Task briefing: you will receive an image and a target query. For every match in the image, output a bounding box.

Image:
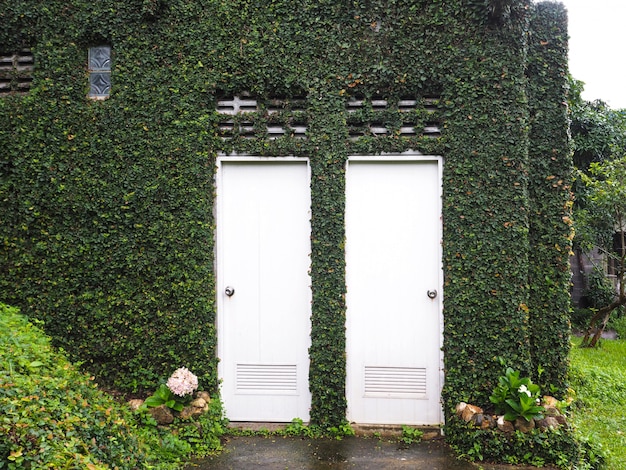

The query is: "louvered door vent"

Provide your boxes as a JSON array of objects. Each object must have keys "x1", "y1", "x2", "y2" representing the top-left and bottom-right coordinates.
[
  {"x1": 364, "y1": 366, "x2": 427, "y2": 397},
  {"x1": 236, "y1": 364, "x2": 298, "y2": 393}
]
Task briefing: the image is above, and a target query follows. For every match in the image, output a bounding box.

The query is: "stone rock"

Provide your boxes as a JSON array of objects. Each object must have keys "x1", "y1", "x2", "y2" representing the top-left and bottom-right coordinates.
[
  {"x1": 470, "y1": 413, "x2": 484, "y2": 427},
  {"x1": 149, "y1": 405, "x2": 174, "y2": 425},
  {"x1": 536, "y1": 416, "x2": 560, "y2": 431},
  {"x1": 127, "y1": 399, "x2": 144, "y2": 411},
  {"x1": 497, "y1": 415, "x2": 515, "y2": 433},
  {"x1": 554, "y1": 414, "x2": 568, "y2": 426},
  {"x1": 190, "y1": 397, "x2": 209, "y2": 411},
  {"x1": 197, "y1": 391, "x2": 211, "y2": 403},
  {"x1": 180, "y1": 397, "x2": 208, "y2": 419},
  {"x1": 542, "y1": 395, "x2": 559, "y2": 407},
  {"x1": 473, "y1": 414, "x2": 496, "y2": 429},
  {"x1": 180, "y1": 406, "x2": 201, "y2": 420},
  {"x1": 544, "y1": 405, "x2": 560, "y2": 417},
  {"x1": 461, "y1": 404, "x2": 483, "y2": 423},
  {"x1": 514, "y1": 417, "x2": 535, "y2": 433},
  {"x1": 470, "y1": 413, "x2": 496, "y2": 429}
]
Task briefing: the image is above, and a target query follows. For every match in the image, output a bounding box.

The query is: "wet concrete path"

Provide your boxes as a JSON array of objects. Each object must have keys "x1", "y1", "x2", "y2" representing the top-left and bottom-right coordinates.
[{"x1": 189, "y1": 435, "x2": 544, "y2": 470}]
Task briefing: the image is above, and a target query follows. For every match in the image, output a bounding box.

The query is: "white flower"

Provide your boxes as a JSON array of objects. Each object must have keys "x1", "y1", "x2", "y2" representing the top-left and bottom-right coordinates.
[
  {"x1": 166, "y1": 367, "x2": 198, "y2": 397},
  {"x1": 518, "y1": 384, "x2": 531, "y2": 397}
]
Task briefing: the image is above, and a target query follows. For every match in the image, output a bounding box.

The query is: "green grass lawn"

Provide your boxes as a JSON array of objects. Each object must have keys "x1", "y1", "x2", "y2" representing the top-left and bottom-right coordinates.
[{"x1": 569, "y1": 337, "x2": 626, "y2": 469}]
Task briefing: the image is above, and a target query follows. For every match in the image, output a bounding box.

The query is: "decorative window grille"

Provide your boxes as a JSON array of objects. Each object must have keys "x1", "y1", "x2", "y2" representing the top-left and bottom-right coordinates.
[
  {"x1": 0, "y1": 50, "x2": 34, "y2": 96},
  {"x1": 88, "y1": 46, "x2": 111, "y2": 99},
  {"x1": 346, "y1": 96, "x2": 441, "y2": 140},
  {"x1": 215, "y1": 93, "x2": 441, "y2": 141},
  {"x1": 216, "y1": 94, "x2": 308, "y2": 140}
]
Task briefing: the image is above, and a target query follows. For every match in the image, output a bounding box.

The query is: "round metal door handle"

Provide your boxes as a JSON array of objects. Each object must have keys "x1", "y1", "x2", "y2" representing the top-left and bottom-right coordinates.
[
  {"x1": 225, "y1": 286, "x2": 235, "y2": 297},
  {"x1": 427, "y1": 289, "x2": 437, "y2": 299}
]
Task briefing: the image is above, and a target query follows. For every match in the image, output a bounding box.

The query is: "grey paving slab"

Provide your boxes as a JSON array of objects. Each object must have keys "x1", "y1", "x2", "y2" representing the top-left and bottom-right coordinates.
[{"x1": 189, "y1": 435, "x2": 552, "y2": 470}]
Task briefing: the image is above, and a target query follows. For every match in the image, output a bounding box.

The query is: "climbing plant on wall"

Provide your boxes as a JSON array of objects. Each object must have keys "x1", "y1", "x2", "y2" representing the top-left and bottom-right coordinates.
[{"x1": 0, "y1": 3, "x2": 573, "y2": 457}]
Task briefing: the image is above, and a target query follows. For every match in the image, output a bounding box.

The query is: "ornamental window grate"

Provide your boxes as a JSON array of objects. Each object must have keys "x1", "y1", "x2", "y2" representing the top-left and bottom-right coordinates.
[
  {"x1": 216, "y1": 93, "x2": 308, "y2": 140},
  {"x1": 216, "y1": 93, "x2": 442, "y2": 141},
  {"x1": 346, "y1": 96, "x2": 442, "y2": 140}
]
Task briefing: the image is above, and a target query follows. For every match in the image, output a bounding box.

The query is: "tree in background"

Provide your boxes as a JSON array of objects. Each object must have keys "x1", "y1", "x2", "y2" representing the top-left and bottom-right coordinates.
[
  {"x1": 569, "y1": 78, "x2": 626, "y2": 169},
  {"x1": 569, "y1": 77, "x2": 626, "y2": 346},
  {"x1": 575, "y1": 157, "x2": 626, "y2": 347}
]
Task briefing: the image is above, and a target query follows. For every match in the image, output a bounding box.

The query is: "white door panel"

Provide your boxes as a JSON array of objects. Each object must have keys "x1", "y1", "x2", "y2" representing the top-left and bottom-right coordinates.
[
  {"x1": 346, "y1": 158, "x2": 443, "y2": 425},
  {"x1": 217, "y1": 159, "x2": 312, "y2": 422}
]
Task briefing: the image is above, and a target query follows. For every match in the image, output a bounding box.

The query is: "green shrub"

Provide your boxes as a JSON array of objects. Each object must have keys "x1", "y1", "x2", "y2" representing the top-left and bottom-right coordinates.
[
  {"x1": 0, "y1": 303, "x2": 225, "y2": 469},
  {"x1": 445, "y1": 360, "x2": 606, "y2": 469},
  {"x1": 571, "y1": 308, "x2": 593, "y2": 331},
  {"x1": 0, "y1": 303, "x2": 153, "y2": 468},
  {"x1": 400, "y1": 426, "x2": 423, "y2": 445},
  {"x1": 607, "y1": 309, "x2": 626, "y2": 338},
  {"x1": 489, "y1": 367, "x2": 544, "y2": 422},
  {"x1": 585, "y1": 268, "x2": 617, "y2": 310},
  {"x1": 446, "y1": 418, "x2": 604, "y2": 469}
]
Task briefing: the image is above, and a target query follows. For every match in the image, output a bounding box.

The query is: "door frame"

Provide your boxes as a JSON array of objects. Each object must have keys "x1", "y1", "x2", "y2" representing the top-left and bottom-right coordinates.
[
  {"x1": 345, "y1": 152, "x2": 445, "y2": 425},
  {"x1": 215, "y1": 154, "x2": 312, "y2": 421}
]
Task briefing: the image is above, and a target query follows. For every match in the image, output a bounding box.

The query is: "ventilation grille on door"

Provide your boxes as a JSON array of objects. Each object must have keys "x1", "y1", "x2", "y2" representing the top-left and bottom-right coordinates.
[
  {"x1": 364, "y1": 366, "x2": 427, "y2": 396},
  {"x1": 236, "y1": 364, "x2": 298, "y2": 393}
]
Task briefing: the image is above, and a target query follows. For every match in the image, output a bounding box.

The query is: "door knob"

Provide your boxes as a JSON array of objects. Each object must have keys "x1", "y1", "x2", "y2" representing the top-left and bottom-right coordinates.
[
  {"x1": 225, "y1": 286, "x2": 235, "y2": 297},
  {"x1": 427, "y1": 289, "x2": 437, "y2": 299}
]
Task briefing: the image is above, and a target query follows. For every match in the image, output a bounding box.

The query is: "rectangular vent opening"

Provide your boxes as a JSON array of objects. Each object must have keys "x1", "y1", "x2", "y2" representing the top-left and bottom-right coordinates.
[
  {"x1": 290, "y1": 125, "x2": 307, "y2": 138},
  {"x1": 239, "y1": 122, "x2": 256, "y2": 138},
  {"x1": 266, "y1": 97, "x2": 307, "y2": 114},
  {"x1": 399, "y1": 126, "x2": 417, "y2": 136},
  {"x1": 267, "y1": 125, "x2": 286, "y2": 137},
  {"x1": 236, "y1": 364, "x2": 297, "y2": 393},
  {"x1": 371, "y1": 99, "x2": 388, "y2": 110},
  {"x1": 364, "y1": 366, "x2": 427, "y2": 396},
  {"x1": 423, "y1": 123, "x2": 441, "y2": 137},
  {"x1": 346, "y1": 98, "x2": 364, "y2": 112},
  {"x1": 217, "y1": 96, "x2": 259, "y2": 115},
  {"x1": 370, "y1": 125, "x2": 388, "y2": 136},
  {"x1": 0, "y1": 50, "x2": 34, "y2": 95},
  {"x1": 398, "y1": 99, "x2": 418, "y2": 111}
]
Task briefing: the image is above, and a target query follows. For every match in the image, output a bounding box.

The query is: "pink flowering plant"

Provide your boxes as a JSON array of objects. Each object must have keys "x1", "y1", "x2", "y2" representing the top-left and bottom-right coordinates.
[{"x1": 144, "y1": 367, "x2": 199, "y2": 412}]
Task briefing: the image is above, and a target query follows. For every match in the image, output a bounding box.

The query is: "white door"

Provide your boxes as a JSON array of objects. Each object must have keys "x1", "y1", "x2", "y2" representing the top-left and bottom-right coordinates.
[
  {"x1": 217, "y1": 158, "x2": 312, "y2": 422},
  {"x1": 345, "y1": 157, "x2": 443, "y2": 425}
]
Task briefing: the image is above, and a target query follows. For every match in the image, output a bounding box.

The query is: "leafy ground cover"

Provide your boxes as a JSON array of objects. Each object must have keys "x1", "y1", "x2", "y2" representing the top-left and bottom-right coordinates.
[
  {"x1": 0, "y1": 303, "x2": 224, "y2": 469},
  {"x1": 569, "y1": 337, "x2": 626, "y2": 469}
]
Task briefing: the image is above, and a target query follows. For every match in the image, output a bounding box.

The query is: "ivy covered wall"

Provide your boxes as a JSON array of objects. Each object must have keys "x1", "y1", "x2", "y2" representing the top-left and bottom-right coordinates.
[{"x1": 0, "y1": 0, "x2": 572, "y2": 431}]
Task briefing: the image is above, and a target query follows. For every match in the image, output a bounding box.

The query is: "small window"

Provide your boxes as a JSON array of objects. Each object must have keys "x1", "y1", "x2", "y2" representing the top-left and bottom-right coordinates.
[
  {"x1": 0, "y1": 49, "x2": 34, "y2": 96},
  {"x1": 88, "y1": 46, "x2": 111, "y2": 99}
]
